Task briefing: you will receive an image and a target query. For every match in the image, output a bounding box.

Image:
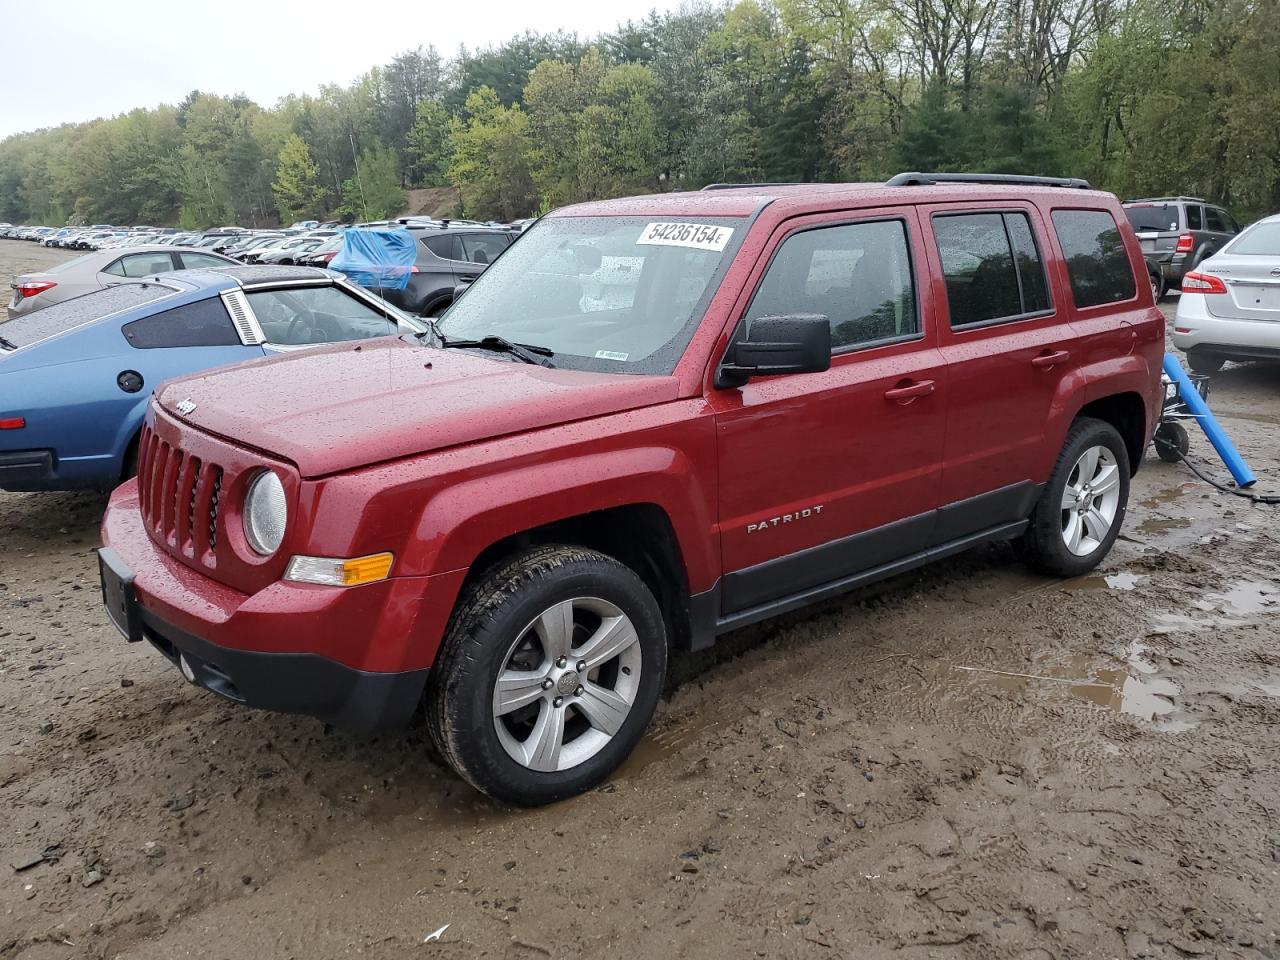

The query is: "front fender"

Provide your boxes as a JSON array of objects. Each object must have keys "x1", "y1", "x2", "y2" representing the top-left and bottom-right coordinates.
[{"x1": 404, "y1": 444, "x2": 719, "y2": 590}]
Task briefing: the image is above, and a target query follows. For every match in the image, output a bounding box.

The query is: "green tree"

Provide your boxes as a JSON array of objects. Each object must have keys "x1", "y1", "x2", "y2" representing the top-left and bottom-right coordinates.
[
  {"x1": 408, "y1": 99, "x2": 453, "y2": 186},
  {"x1": 272, "y1": 133, "x2": 327, "y2": 224},
  {"x1": 336, "y1": 141, "x2": 406, "y2": 221},
  {"x1": 447, "y1": 87, "x2": 537, "y2": 220}
]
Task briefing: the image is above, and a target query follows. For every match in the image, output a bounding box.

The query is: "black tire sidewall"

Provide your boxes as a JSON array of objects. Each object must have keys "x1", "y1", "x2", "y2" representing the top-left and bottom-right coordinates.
[{"x1": 434, "y1": 552, "x2": 666, "y2": 805}]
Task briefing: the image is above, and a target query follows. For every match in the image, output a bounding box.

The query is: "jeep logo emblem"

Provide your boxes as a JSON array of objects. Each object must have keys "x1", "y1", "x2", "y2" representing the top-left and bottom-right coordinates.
[{"x1": 176, "y1": 398, "x2": 197, "y2": 416}]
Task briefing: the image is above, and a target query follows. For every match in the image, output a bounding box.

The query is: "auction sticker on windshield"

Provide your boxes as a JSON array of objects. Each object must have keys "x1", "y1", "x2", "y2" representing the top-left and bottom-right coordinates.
[{"x1": 637, "y1": 222, "x2": 734, "y2": 252}]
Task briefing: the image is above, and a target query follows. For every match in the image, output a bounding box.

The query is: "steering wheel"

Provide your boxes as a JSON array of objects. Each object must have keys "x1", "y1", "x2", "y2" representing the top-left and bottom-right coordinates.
[{"x1": 285, "y1": 311, "x2": 328, "y2": 344}]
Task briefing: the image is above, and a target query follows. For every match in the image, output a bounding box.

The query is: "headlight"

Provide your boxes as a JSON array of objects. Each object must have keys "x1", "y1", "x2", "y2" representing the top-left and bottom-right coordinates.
[{"x1": 243, "y1": 470, "x2": 287, "y2": 555}]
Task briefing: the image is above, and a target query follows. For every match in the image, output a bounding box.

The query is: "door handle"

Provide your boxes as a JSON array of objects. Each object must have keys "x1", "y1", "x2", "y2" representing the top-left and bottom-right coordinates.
[
  {"x1": 1031, "y1": 349, "x2": 1071, "y2": 368},
  {"x1": 883, "y1": 379, "x2": 935, "y2": 403}
]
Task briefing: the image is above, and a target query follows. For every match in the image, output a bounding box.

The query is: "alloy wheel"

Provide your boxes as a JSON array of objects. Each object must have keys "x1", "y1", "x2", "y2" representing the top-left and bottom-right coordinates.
[
  {"x1": 492, "y1": 597, "x2": 642, "y2": 772},
  {"x1": 1060, "y1": 445, "x2": 1121, "y2": 556}
]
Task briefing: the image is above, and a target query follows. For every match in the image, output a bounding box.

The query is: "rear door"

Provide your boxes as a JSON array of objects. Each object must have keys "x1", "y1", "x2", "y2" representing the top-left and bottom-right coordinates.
[
  {"x1": 456, "y1": 232, "x2": 513, "y2": 281},
  {"x1": 710, "y1": 207, "x2": 948, "y2": 613},
  {"x1": 922, "y1": 203, "x2": 1079, "y2": 538}
]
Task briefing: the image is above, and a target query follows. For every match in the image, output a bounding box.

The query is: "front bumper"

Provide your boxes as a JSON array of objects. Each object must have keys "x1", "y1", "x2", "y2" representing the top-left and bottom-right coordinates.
[
  {"x1": 1172, "y1": 292, "x2": 1280, "y2": 358},
  {"x1": 100, "y1": 480, "x2": 463, "y2": 732}
]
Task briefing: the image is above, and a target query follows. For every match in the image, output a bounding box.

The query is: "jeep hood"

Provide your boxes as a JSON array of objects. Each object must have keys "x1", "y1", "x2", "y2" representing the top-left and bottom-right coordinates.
[{"x1": 155, "y1": 338, "x2": 680, "y2": 477}]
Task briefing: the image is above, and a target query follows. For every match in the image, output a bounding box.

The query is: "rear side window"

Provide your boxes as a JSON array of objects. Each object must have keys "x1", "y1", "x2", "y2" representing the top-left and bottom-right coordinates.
[
  {"x1": 460, "y1": 233, "x2": 510, "y2": 265},
  {"x1": 1185, "y1": 205, "x2": 1203, "y2": 230},
  {"x1": 423, "y1": 234, "x2": 462, "y2": 260},
  {"x1": 1051, "y1": 210, "x2": 1137, "y2": 308},
  {"x1": 746, "y1": 219, "x2": 917, "y2": 351},
  {"x1": 122, "y1": 298, "x2": 240, "y2": 349},
  {"x1": 1205, "y1": 207, "x2": 1228, "y2": 233},
  {"x1": 0, "y1": 283, "x2": 174, "y2": 350},
  {"x1": 933, "y1": 212, "x2": 1051, "y2": 327}
]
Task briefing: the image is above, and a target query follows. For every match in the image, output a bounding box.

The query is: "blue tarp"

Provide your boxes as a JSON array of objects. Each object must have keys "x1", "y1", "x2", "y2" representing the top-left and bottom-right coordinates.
[{"x1": 330, "y1": 228, "x2": 416, "y2": 292}]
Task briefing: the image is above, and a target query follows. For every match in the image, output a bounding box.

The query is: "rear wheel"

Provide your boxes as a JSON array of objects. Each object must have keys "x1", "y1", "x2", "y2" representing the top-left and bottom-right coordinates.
[
  {"x1": 1149, "y1": 270, "x2": 1164, "y2": 303},
  {"x1": 1016, "y1": 418, "x2": 1129, "y2": 577},
  {"x1": 424, "y1": 298, "x2": 452, "y2": 319},
  {"x1": 1186, "y1": 350, "x2": 1225, "y2": 375},
  {"x1": 426, "y1": 545, "x2": 667, "y2": 805}
]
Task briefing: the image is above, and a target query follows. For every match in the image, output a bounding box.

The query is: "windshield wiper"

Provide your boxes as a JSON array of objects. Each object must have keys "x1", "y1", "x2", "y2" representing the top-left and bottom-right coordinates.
[{"x1": 439, "y1": 332, "x2": 554, "y2": 367}]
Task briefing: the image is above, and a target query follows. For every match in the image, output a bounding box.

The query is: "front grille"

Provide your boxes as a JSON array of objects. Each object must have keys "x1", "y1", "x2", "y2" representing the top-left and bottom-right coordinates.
[{"x1": 137, "y1": 425, "x2": 224, "y2": 567}]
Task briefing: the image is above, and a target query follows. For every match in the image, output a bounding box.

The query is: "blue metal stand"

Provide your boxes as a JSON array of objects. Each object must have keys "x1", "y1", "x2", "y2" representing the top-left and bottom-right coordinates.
[{"x1": 1162, "y1": 353, "x2": 1256, "y2": 488}]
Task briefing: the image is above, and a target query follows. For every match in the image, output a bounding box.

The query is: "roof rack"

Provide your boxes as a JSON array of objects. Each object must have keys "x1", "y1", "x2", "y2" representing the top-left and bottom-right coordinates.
[
  {"x1": 701, "y1": 182, "x2": 808, "y2": 191},
  {"x1": 887, "y1": 172, "x2": 1092, "y2": 190},
  {"x1": 1124, "y1": 196, "x2": 1206, "y2": 205}
]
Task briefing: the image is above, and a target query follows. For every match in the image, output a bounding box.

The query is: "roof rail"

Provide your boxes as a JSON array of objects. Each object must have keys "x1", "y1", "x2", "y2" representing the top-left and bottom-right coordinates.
[
  {"x1": 1124, "y1": 196, "x2": 1206, "y2": 204},
  {"x1": 700, "y1": 182, "x2": 808, "y2": 191},
  {"x1": 887, "y1": 172, "x2": 1092, "y2": 190}
]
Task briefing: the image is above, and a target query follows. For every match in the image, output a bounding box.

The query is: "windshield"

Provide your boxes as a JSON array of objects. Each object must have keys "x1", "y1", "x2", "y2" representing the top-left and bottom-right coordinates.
[
  {"x1": 1225, "y1": 222, "x2": 1280, "y2": 256},
  {"x1": 438, "y1": 215, "x2": 744, "y2": 374},
  {"x1": 1124, "y1": 204, "x2": 1181, "y2": 232}
]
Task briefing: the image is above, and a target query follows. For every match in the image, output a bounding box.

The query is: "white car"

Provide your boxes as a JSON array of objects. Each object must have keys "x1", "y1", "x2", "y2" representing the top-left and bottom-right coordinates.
[{"x1": 1173, "y1": 213, "x2": 1280, "y2": 373}]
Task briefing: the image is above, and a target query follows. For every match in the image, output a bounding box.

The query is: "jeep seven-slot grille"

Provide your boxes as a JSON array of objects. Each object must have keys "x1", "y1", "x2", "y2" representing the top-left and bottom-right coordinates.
[{"x1": 137, "y1": 425, "x2": 224, "y2": 566}]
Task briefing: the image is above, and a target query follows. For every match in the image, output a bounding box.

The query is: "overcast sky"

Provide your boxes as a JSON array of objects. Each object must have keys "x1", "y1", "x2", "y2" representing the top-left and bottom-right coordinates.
[{"x1": 0, "y1": 0, "x2": 672, "y2": 140}]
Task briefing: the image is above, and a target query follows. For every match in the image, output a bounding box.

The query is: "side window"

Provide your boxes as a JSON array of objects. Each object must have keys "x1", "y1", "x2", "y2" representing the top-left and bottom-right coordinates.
[
  {"x1": 1051, "y1": 209, "x2": 1137, "y2": 308},
  {"x1": 933, "y1": 212, "x2": 1050, "y2": 327},
  {"x1": 119, "y1": 253, "x2": 176, "y2": 278},
  {"x1": 423, "y1": 234, "x2": 462, "y2": 261},
  {"x1": 745, "y1": 219, "x2": 918, "y2": 352},
  {"x1": 1185, "y1": 204, "x2": 1203, "y2": 231},
  {"x1": 245, "y1": 286, "x2": 399, "y2": 345},
  {"x1": 177, "y1": 252, "x2": 231, "y2": 270},
  {"x1": 460, "y1": 234, "x2": 510, "y2": 266},
  {"x1": 101, "y1": 258, "x2": 126, "y2": 277},
  {"x1": 121, "y1": 299, "x2": 240, "y2": 349},
  {"x1": 1205, "y1": 207, "x2": 1228, "y2": 233}
]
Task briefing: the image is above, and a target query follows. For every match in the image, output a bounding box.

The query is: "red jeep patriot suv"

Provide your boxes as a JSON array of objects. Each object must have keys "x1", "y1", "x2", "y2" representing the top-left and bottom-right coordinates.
[{"x1": 100, "y1": 173, "x2": 1163, "y2": 805}]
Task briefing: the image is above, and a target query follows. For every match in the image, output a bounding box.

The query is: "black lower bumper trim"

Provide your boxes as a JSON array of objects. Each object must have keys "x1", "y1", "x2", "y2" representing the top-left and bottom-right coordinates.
[{"x1": 139, "y1": 609, "x2": 429, "y2": 734}]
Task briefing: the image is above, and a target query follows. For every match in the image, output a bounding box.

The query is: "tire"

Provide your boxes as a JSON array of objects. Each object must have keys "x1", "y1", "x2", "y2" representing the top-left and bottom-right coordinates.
[
  {"x1": 1016, "y1": 417, "x2": 1130, "y2": 577},
  {"x1": 1149, "y1": 271, "x2": 1164, "y2": 303},
  {"x1": 426, "y1": 545, "x2": 667, "y2": 806},
  {"x1": 1186, "y1": 350, "x2": 1225, "y2": 375},
  {"x1": 424, "y1": 298, "x2": 452, "y2": 319},
  {"x1": 1153, "y1": 422, "x2": 1189, "y2": 463}
]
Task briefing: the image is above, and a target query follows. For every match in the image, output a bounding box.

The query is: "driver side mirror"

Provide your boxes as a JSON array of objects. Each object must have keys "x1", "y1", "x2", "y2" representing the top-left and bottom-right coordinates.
[{"x1": 716, "y1": 314, "x2": 831, "y2": 388}]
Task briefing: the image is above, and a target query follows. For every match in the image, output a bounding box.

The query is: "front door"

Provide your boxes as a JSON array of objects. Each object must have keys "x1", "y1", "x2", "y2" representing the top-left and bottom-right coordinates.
[{"x1": 709, "y1": 208, "x2": 948, "y2": 615}]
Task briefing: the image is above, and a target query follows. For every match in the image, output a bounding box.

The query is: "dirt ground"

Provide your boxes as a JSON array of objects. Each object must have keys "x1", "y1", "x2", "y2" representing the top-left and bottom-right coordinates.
[{"x1": 2, "y1": 240, "x2": 1279, "y2": 960}]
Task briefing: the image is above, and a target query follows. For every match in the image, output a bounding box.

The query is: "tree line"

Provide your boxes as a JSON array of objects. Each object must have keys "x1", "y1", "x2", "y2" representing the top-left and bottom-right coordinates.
[{"x1": 1, "y1": 0, "x2": 1275, "y2": 229}]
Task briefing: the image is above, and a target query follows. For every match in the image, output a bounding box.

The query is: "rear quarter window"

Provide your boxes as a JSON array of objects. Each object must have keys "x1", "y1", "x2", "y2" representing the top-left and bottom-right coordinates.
[
  {"x1": 122, "y1": 298, "x2": 240, "y2": 349},
  {"x1": 1051, "y1": 210, "x2": 1136, "y2": 309},
  {"x1": 0, "y1": 283, "x2": 174, "y2": 350}
]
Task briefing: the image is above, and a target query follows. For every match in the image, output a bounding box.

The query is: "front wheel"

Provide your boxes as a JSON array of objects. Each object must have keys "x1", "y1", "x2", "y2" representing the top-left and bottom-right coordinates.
[
  {"x1": 1016, "y1": 418, "x2": 1130, "y2": 577},
  {"x1": 426, "y1": 545, "x2": 667, "y2": 805}
]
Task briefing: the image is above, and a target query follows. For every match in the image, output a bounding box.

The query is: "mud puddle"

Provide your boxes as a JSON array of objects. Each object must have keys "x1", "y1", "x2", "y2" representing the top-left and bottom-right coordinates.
[
  {"x1": 1152, "y1": 578, "x2": 1280, "y2": 633},
  {"x1": 953, "y1": 641, "x2": 1195, "y2": 732}
]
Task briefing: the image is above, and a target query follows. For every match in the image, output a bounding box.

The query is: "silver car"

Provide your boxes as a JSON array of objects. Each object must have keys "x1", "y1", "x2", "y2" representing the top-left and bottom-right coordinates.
[
  {"x1": 1173, "y1": 213, "x2": 1280, "y2": 372},
  {"x1": 6, "y1": 246, "x2": 237, "y2": 319}
]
